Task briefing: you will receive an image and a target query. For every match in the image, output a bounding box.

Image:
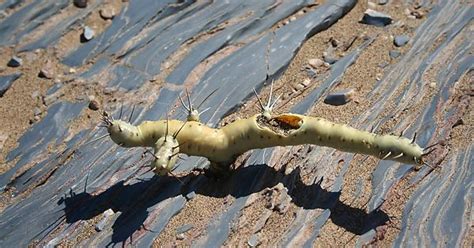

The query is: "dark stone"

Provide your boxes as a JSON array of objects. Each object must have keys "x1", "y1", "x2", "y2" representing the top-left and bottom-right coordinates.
[
  {"x1": 360, "y1": 9, "x2": 392, "y2": 27},
  {"x1": 324, "y1": 89, "x2": 355, "y2": 106},
  {"x1": 73, "y1": 0, "x2": 87, "y2": 8},
  {"x1": 88, "y1": 100, "x2": 100, "y2": 111},
  {"x1": 7, "y1": 56, "x2": 22, "y2": 67}
]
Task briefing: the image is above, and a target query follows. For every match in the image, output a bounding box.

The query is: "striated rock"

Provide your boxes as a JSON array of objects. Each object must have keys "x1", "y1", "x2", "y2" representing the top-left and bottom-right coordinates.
[
  {"x1": 43, "y1": 90, "x2": 64, "y2": 106},
  {"x1": 0, "y1": 73, "x2": 21, "y2": 97}
]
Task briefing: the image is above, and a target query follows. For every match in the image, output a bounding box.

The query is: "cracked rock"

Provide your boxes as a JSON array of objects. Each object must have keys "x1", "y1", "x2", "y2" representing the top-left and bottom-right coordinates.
[{"x1": 263, "y1": 183, "x2": 292, "y2": 214}]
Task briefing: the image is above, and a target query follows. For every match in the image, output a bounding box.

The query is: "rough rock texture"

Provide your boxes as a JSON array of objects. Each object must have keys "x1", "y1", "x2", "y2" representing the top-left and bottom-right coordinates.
[{"x1": 0, "y1": 0, "x2": 472, "y2": 247}]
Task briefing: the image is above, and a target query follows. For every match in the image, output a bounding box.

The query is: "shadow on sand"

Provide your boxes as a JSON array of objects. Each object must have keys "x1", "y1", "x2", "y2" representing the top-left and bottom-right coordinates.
[{"x1": 59, "y1": 163, "x2": 389, "y2": 246}]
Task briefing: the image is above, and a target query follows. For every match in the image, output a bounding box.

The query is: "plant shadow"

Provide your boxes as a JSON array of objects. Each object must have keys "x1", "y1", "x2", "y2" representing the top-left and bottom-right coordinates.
[{"x1": 59, "y1": 163, "x2": 389, "y2": 246}]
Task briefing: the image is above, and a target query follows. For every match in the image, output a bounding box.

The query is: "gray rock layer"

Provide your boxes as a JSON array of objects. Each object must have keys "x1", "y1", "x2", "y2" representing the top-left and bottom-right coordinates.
[{"x1": 0, "y1": 0, "x2": 471, "y2": 247}]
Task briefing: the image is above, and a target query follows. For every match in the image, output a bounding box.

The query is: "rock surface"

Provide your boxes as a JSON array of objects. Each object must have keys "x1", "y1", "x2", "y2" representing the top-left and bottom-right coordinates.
[{"x1": 0, "y1": 1, "x2": 471, "y2": 247}]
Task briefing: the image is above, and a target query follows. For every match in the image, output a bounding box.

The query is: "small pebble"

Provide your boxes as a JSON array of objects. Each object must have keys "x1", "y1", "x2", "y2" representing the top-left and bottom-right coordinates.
[
  {"x1": 360, "y1": 9, "x2": 393, "y2": 27},
  {"x1": 88, "y1": 100, "x2": 100, "y2": 111},
  {"x1": 294, "y1": 83, "x2": 305, "y2": 91},
  {"x1": 74, "y1": 0, "x2": 87, "y2": 8},
  {"x1": 33, "y1": 107, "x2": 42, "y2": 116},
  {"x1": 7, "y1": 56, "x2": 22, "y2": 67},
  {"x1": 69, "y1": 68, "x2": 77, "y2": 74},
  {"x1": 31, "y1": 90, "x2": 41, "y2": 100},
  {"x1": 410, "y1": 10, "x2": 424, "y2": 19},
  {"x1": 323, "y1": 52, "x2": 338, "y2": 64},
  {"x1": 305, "y1": 67, "x2": 317, "y2": 78},
  {"x1": 0, "y1": 133, "x2": 8, "y2": 150},
  {"x1": 82, "y1": 26, "x2": 95, "y2": 41},
  {"x1": 323, "y1": 89, "x2": 355, "y2": 106},
  {"x1": 25, "y1": 52, "x2": 38, "y2": 63},
  {"x1": 378, "y1": 0, "x2": 388, "y2": 5},
  {"x1": 301, "y1": 78, "x2": 311, "y2": 87},
  {"x1": 389, "y1": 50, "x2": 401, "y2": 59},
  {"x1": 376, "y1": 73, "x2": 383, "y2": 81},
  {"x1": 248, "y1": 234, "x2": 260, "y2": 247},
  {"x1": 100, "y1": 6, "x2": 116, "y2": 19},
  {"x1": 176, "y1": 233, "x2": 185, "y2": 240},
  {"x1": 404, "y1": 8, "x2": 412, "y2": 16},
  {"x1": 95, "y1": 209, "x2": 114, "y2": 232},
  {"x1": 394, "y1": 35, "x2": 409, "y2": 47},
  {"x1": 185, "y1": 191, "x2": 196, "y2": 200},
  {"x1": 308, "y1": 58, "x2": 324, "y2": 68},
  {"x1": 367, "y1": 2, "x2": 377, "y2": 9},
  {"x1": 329, "y1": 37, "x2": 339, "y2": 47},
  {"x1": 39, "y1": 60, "x2": 55, "y2": 79},
  {"x1": 378, "y1": 61, "x2": 389, "y2": 68}
]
